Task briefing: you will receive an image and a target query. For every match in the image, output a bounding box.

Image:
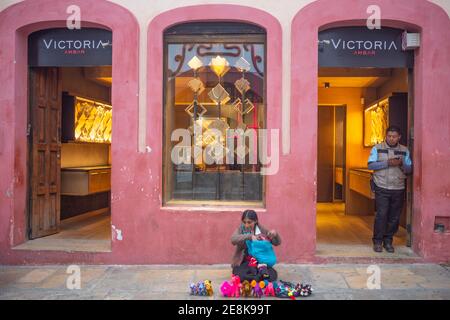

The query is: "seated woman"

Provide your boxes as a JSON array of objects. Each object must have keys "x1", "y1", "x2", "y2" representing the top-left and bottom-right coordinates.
[{"x1": 231, "y1": 209, "x2": 281, "y2": 282}]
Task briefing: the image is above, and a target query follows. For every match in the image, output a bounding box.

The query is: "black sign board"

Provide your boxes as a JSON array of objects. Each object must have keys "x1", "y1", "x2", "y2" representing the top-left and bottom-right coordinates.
[
  {"x1": 318, "y1": 27, "x2": 413, "y2": 68},
  {"x1": 28, "y1": 28, "x2": 112, "y2": 67}
]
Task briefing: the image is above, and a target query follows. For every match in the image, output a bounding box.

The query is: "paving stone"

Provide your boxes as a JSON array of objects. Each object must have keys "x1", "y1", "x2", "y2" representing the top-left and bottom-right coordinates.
[
  {"x1": 36, "y1": 273, "x2": 69, "y2": 289},
  {"x1": 380, "y1": 274, "x2": 427, "y2": 289},
  {"x1": 193, "y1": 269, "x2": 230, "y2": 282},
  {"x1": 147, "y1": 280, "x2": 198, "y2": 293},
  {"x1": 309, "y1": 266, "x2": 359, "y2": 276},
  {"x1": 73, "y1": 268, "x2": 109, "y2": 290},
  {"x1": 16, "y1": 268, "x2": 58, "y2": 284},
  {"x1": 277, "y1": 266, "x2": 313, "y2": 283},
  {"x1": 343, "y1": 274, "x2": 371, "y2": 289},
  {"x1": 323, "y1": 292, "x2": 354, "y2": 300},
  {"x1": 1, "y1": 264, "x2": 449, "y2": 300},
  {"x1": 309, "y1": 271, "x2": 349, "y2": 289},
  {"x1": 417, "y1": 279, "x2": 450, "y2": 289},
  {"x1": 133, "y1": 269, "x2": 195, "y2": 288},
  {"x1": 0, "y1": 269, "x2": 30, "y2": 287}
]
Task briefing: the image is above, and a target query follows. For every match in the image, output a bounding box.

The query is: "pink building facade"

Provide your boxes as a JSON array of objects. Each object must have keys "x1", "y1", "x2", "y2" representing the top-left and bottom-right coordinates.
[{"x1": 0, "y1": 0, "x2": 449, "y2": 265}]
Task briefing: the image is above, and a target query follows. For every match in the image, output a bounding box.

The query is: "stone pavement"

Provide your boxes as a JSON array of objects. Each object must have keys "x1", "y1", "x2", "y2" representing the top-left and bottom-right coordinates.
[{"x1": 1, "y1": 263, "x2": 450, "y2": 300}]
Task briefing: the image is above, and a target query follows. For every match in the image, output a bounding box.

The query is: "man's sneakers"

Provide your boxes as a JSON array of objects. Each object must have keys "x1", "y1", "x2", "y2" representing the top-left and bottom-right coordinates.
[
  {"x1": 373, "y1": 243, "x2": 383, "y2": 252},
  {"x1": 383, "y1": 242, "x2": 395, "y2": 253},
  {"x1": 373, "y1": 241, "x2": 395, "y2": 253}
]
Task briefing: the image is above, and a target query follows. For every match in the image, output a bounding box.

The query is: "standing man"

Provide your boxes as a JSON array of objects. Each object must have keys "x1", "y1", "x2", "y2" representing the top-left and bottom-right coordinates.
[{"x1": 368, "y1": 125, "x2": 412, "y2": 253}]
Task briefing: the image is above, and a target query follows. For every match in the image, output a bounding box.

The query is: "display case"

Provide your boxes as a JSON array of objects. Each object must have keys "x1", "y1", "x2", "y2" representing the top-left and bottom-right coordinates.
[
  {"x1": 349, "y1": 168, "x2": 374, "y2": 199},
  {"x1": 363, "y1": 92, "x2": 408, "y2": 147},
  {"x1": 61, "y1": 166, "x2": 111, "y2": 196},
  {"x1": 62, "y1": 92, "x2": 112, "y2": 143}
]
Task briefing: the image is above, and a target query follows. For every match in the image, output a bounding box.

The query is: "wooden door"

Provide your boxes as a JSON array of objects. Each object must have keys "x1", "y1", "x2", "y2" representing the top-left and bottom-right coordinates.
[{"x1": 29, "y1": 67, "x2": 61, "y2": 239}]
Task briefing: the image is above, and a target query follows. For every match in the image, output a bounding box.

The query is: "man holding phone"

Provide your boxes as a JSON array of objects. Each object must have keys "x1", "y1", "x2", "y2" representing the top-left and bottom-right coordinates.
[{"x1": 367, "y1": 125, "x2": 412, "y2": 253}]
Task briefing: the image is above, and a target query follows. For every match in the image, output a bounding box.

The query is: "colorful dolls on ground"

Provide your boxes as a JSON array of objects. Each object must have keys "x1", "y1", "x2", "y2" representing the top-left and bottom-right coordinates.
[
  {"x1": 298, "y1": 283, "x2": 313, "y2": 297},
  {"x1": 204, "y1": 280, "x2": 213, "y2": 296},
  {"x1": 241, "y1": 280, "x2": 252, "y2": 297},
  {"x1": 273, "y1": 280, "x2": 314, "y2": 298},
  {"x1": 198, "y1": 282, "x2": 206, "y2": 295},
  {"x1": 189, "y1": 283, "x2": 197, "y2": 295},
  {"x1": 264, "y1": 281, "x2": 276, "y2": 297},
  {"x1": 220, "y1": 277, "x2": 313, "y2": 299},
  {"x1": 190, "y1": 280, "x2": 214, "y2": 296},
  {"x1": 251, "y1": 280, "x2": 265, "y2": 298},
  {"x1": 220, "y1": 280, "x2": 233, "y2": 297},
  {"x1": 287, "y1": 288, "x2": 296, "y2": 300},
  {"x1": 230, "y1": 274, "x2": 241, "y2": 298}
]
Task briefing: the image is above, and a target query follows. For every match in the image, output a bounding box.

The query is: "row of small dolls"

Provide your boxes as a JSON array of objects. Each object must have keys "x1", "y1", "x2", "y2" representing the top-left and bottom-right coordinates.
[
  {"x1": 189, "y1": 280, "x2": 214, "y2": 296},
  {"x1": 189, "y1": 275, "x2": 313, "y2": 299}
]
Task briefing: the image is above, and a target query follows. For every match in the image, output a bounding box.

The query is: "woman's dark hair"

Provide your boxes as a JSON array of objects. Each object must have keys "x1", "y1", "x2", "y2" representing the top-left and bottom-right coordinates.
[{"x1": 241, "y1": 209, "x2": 258, "y2": 222}]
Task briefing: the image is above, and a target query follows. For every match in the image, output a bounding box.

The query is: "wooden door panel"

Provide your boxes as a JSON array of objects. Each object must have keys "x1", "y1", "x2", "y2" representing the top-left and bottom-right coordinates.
[
  {"x1": 37, "y1": 106, "x2": 46, "y2": 142},
  {"x1": 29, "y1": 67, "x2": 61, "y2": 239}
]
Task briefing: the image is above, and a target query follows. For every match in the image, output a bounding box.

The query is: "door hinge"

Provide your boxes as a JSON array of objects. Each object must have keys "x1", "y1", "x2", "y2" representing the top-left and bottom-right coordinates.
[{"x1": 26, "y1": 123, "x2": 32, "y2": 136}]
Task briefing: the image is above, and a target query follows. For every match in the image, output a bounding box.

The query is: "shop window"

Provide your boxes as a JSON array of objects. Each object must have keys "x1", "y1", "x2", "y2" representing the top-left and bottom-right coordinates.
[{"x1": 163, "y1": 22, "x2": 266, "y2": 205}]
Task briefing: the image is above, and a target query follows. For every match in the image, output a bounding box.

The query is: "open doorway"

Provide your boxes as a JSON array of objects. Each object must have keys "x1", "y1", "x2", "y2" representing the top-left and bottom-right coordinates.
[
  {"x1": 315, "y1": 27, "x2": 416, "y2": 259},
  {"x1": 316, "y1": 67, "x2": 415, "y2": 258},
  {"x1": 15, "y1": 28, "x2": 113, "y2": 252}
]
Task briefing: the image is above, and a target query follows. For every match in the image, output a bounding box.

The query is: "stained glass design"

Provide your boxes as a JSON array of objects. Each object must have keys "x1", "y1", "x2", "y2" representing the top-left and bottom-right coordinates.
[{"x1": 165, "y1": 37, "x2": 266, "y2": 202}]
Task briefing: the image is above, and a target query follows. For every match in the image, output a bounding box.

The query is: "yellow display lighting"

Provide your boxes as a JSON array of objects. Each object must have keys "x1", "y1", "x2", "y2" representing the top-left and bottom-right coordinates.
[
  {"x1": 74, "y1": 96, "x2": 112, "y2": 144},
  {"x1": 364, "y1": 99, "x2": 389, "y2": 147},
  {"x1": 209, "y1": 55, "x2": 230, "y2": 78}
]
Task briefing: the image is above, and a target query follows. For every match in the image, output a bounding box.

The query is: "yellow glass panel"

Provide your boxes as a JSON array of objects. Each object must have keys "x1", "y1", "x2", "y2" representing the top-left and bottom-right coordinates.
[
  {"x1": 364, "y1": 99, "x2": 389, "y2": 147},
  {"x1": 74, "y1": 97, "x2": 112, "y2": 143}
]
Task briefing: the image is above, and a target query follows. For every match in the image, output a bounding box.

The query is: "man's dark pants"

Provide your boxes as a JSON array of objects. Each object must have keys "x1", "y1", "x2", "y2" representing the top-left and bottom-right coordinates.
[{"x1": 373, "y1": 184, "x2": 405, "y2": 245}]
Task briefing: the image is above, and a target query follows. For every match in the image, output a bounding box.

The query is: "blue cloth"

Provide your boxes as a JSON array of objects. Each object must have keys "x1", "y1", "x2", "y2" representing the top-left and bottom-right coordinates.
[
  {"x1": 368, "y1": 147, "x2": 389, "y2": 170},
  {"x1": 402, "y1": 150, "x2": 412, "y2": 173},
  {"x1": 245, "y1": 240, "x2": 277, "y2": 267}
]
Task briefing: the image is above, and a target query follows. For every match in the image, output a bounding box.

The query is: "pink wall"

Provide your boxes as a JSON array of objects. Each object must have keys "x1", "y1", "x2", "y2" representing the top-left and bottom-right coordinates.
[
  {"x1": 0, "y1": 0, "x2": 140, "y2": 264},
  {"x1": 0, "y1": 0, "x2": 449, "y2": 265},
  {"x1": 143, "y1": 5, "x2": 301, "y2": 264},
  {"x1": 0, "y1": 2, "x2": 302, "y2": 265},
  {"x1": 291, "y1": 0, "x2": 450, "y2": 262}
]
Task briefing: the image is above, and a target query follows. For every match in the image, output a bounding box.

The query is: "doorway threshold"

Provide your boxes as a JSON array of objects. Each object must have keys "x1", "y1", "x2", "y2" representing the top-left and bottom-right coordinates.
[
  {"x1": 13, "y1": 238, "x2": 111, "y2": 253},
  {"x1": 13, "y1": 209, "x2": 111, "y2": 253},
  {"x1": 316, "y1": 243, "x2": 421, "y2": 263}
]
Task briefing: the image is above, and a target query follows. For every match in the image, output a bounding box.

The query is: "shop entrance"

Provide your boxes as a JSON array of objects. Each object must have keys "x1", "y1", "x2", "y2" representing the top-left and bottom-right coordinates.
[
  {"x1": 16, "y1": 28, "x2": 113, "y2": 252},
  {"x1": 315, "y1": 27, "x2": 416, "y2": 258}
]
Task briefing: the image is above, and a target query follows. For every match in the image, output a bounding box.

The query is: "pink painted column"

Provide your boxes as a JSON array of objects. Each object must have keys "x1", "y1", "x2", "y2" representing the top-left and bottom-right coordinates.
[{"x1": 0, "y1": 0, "x2": 139, "y2": 264}]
